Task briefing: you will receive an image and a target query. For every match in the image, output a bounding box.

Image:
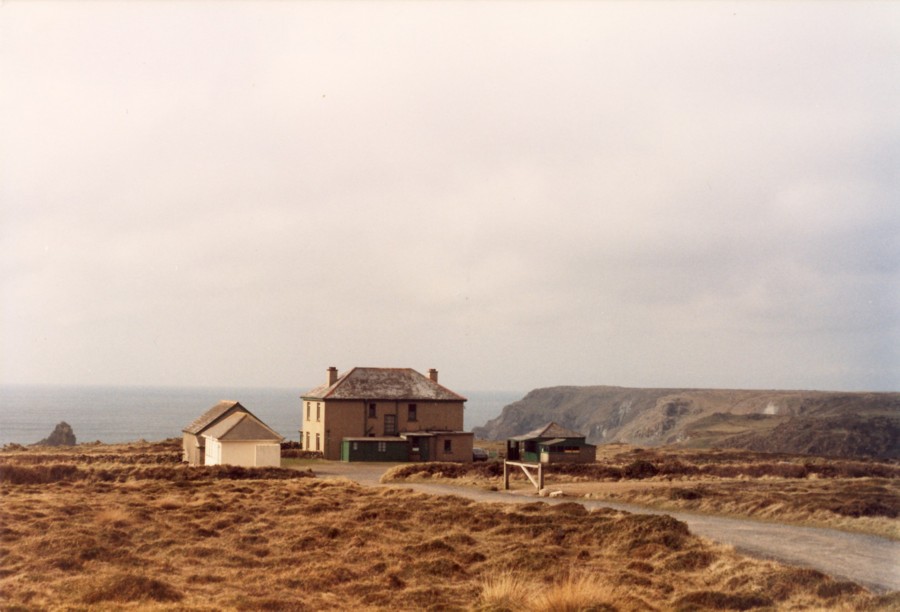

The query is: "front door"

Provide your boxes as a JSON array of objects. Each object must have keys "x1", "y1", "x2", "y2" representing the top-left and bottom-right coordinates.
[
  {"x1": 409, "y1": 437, "x2": 429, "y2": 462},
  {"x1": 384, "y1": 414, "x2": 397, "y2": 436}
]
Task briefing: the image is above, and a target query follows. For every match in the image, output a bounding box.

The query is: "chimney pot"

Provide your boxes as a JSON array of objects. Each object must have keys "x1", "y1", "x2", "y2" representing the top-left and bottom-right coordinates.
[
  {"x1": 428, "y1": 368, "x2": 438, "y2": 383},
  {"x1": 327, "y1": 366, "x2": 338, "y2": 386}
]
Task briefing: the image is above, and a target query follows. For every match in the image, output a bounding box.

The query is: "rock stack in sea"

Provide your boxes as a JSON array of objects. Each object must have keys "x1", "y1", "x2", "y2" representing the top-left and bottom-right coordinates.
[{"x1": 37, "y1": 421, "x2": 77, "y2": 446}]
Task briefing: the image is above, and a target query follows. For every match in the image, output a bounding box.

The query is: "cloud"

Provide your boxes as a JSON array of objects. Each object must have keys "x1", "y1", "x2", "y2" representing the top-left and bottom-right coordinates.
[{"x1": 1, "y1": 2, "x2": 898, "y2": 391}]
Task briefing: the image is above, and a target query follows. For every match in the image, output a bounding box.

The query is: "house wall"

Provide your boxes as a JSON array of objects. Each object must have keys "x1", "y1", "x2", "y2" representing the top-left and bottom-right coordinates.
[
  {"x1": 302, "y1": 397, "x2": 466, "y2": 460},
  {"x1": 301, "y1": 398, "x2": 328, "y2": 456},
  {"x1": 433, "y1": 432, "x2": 474, "y2": 463},
  {"x1": 183, "y1": 432, "x2": 204, "y2": 465}
]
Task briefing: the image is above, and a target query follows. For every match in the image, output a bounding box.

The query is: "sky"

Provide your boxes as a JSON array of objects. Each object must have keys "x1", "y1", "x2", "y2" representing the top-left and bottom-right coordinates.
[{"x1": 1, "y1": 1, "x2": 898, "y2": 393}]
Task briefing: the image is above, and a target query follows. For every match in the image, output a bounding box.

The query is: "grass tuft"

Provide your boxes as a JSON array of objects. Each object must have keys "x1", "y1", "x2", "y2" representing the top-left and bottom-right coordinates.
[{"x1": 82, "y1": 572, "x2": 183, "y2": 603}]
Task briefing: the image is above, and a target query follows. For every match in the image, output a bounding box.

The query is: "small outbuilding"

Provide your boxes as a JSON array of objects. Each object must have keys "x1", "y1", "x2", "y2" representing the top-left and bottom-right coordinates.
[
  {"x1": 506, "y1": 422, "x2": 596, "y2": 464},
  {"x1": 339, "y1": 430, "x2": 473, "y2": 463},
  {"x1": 202, "y1": 411, "x2": 283, "y2": 467},
  {"x1": 182, "y1": 400, "x2": 283, "y2": 467}
]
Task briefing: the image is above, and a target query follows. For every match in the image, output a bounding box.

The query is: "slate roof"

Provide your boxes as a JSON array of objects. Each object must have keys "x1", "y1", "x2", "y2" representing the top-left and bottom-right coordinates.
[
  {"x1": 202, "y1": 411, "x2": 283, "y2": 442},
  {"x1": 183, "y1": 400, "x2": 249, "y2": 435},
  {"x1": 302, "y1": 367, "x2": 467, "y2": 402},
  {"x1": 511, "y1": 422, "x2": 586, "y2": 441}
]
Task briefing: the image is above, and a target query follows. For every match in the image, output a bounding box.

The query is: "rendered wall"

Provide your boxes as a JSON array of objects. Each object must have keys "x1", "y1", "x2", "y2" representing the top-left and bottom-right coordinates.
[
  {"x1": 183, "y1": 432, "x2": 204, "y2": 465},
  {"x1": 204, "y1": 439, "x2": 279, "y2": 467},
  {"x1": 204, "y1": 438, "x2": 222, "y2": 465},
  {"x1": 255, "y1": 443, "x2": 281, "y2": 467},
  {"x1": 219, "y1": 441, "x2": 260, "y2": 466}
]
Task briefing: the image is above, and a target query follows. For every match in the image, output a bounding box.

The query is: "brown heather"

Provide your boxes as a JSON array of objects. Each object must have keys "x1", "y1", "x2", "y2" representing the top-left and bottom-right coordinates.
[
  {"x1": 1, "y1": 441, "x2": 897, "y2": 611},
  {"x1": 385, "y1": 445, "x2": 900, "y2": 540}
]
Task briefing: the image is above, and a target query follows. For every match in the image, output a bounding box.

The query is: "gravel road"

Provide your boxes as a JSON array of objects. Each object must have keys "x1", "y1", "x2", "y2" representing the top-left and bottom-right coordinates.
[{"x1": 310, "y1": 461, "x2": 900, "y2": 593}]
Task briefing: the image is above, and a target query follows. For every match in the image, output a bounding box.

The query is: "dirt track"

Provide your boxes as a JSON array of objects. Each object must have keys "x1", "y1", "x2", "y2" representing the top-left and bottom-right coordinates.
[{"x1": 311, "y1": 461, "x2": 900, "y2": 593}]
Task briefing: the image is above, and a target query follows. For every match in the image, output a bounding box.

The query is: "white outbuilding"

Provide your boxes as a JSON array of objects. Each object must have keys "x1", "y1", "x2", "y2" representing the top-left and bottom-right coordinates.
[{"x1": 200, "y1": 410, "x2": 283, "y2": 468}]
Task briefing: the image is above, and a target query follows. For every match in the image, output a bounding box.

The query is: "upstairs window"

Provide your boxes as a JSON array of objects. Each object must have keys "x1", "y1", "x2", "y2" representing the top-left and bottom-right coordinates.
[
  {"x1": 368, "y1": 403, "x2": 376, "y2": 419},
  {"x1": 306, "y1": 402, "x2": 310, "y2": 421},
  {"x1": 443, "y1": 439, "x2": 452, "y2": 453},
  {"x1": 316, "y1": 402, "x2": 321, "y2": 422},
  {"x1": 408, "y1": 403, "x2": 417, "y2": 422}
]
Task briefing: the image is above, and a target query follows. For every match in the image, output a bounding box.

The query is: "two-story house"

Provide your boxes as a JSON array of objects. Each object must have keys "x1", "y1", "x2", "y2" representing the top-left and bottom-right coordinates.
[{"x1": 300, "y1": 366, "x2": 473, "y2": 462}]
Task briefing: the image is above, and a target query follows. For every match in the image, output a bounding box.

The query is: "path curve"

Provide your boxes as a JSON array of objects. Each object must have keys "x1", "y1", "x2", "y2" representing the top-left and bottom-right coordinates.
[{"x1": 309, "y1": 462, "x2": 900, "y2": 593}]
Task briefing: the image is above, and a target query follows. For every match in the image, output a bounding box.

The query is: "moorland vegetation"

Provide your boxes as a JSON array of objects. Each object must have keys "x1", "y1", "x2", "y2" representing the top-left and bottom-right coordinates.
[
  {"x1": 383, "y1": 444, "x2": 900, "y2": 540},
  {"x1": 2, "y1": 440, "x2": 898, "y2": 610}
]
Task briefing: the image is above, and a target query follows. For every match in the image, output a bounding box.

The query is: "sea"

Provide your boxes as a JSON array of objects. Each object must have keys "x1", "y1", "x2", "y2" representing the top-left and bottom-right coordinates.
[{"x1": 0, "y1": 385, "x2": 522, "y2": 446}]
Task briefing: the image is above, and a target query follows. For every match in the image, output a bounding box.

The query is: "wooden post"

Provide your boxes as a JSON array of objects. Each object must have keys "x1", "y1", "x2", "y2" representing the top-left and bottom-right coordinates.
[{"x1": 504, "y1": 460, "x2": 544, "y2": 492}]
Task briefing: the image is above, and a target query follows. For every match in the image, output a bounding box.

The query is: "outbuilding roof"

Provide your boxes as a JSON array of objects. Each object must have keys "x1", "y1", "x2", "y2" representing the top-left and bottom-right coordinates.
[
  {"x1": 202, "y1": 411, "x2": 283, "y2": 442},
  {"x1": 183, "y1": 400, "x2": 249, "y2": 435},
  {"x1": 511, "y1": 422, "x2": 586, "y2": 441},
  {"x1": 302, "y1": 367, "x2": 467, "y2": 402}
]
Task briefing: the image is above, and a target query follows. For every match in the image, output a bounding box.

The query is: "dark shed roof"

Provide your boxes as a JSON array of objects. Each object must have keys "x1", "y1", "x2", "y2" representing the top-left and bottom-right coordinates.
[
  {"x1": 302, "y1": 367, "x2": 467, "y2": 402},
  {"x1": 511, "y1": 422, "x2": 586, "y2": 441}
]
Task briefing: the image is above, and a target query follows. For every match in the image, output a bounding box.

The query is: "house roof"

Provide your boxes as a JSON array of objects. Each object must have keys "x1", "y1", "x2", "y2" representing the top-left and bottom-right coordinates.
[
  {"x1": 511, "y1": 422, "x2": 586, "y2": 441},
  {"x1": 302, "y1": 367, "x2": 467, "y2": 402},
  {"x1": 183, "y1": 400, "x2": 249, "y2": 435},
  {"x1": 202, "y1": 411, "x2": 283, "y2": 442}
]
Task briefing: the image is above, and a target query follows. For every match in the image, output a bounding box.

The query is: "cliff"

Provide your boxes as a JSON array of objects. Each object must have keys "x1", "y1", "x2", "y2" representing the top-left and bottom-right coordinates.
[{"x1": 472, "y1": 386, "x2": 900, "y2": 459}]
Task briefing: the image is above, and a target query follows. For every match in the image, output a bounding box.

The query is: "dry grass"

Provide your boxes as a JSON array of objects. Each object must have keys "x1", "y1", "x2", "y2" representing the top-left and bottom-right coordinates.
[
  {"x1": 386, "y1": 446, "x2": 900, "y2": 539},
  {"x1": 1, "y1": 441, "x2": 896, "y2": 610}
]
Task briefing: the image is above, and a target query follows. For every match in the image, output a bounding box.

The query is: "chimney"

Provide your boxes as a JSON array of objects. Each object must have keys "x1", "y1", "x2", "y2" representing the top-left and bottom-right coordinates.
[
  {"x1": 428, "y1": 368, "x2": 438, "y2": 383},
  {"x1": 327, "y1": 366, "x2": 338, "y2": 386}
]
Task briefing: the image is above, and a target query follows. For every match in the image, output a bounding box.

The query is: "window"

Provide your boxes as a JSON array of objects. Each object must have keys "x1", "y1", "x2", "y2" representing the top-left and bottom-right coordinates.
[
  {"x1": 352, "y1": 442, "x2": 358, "y2": 451},
  {"x1": 315, "y1": 433, "x2": 320, "y2": 451},
  {"x1": 305, "y1": 432, "x2": 310, "y2": 450},
  {"x1": 368, "y1": 403, "x2": 376, "y2": 419},
  {"x1": 443, "y1": 439, "x2": 452, "y2": 453},
  {"x1": 316, "y1": 402, "x2": 321, "y2": 422},
  {"x1": 377, "y1": 441, "x2": 387, "y2": 453},
  {"x1": 408, "y1": 403, "x2": 417, "y2": 422},
  {"x1": 306, "y1": 402, "x2": 310, "y2": 421},
  {"x1": 384, "y1": 414, "x2": 397, "y2": 436}
]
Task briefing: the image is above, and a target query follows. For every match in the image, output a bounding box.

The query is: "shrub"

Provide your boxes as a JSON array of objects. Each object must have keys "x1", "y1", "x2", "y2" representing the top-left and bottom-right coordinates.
[
  {"x1": 479, "y1": 571, "x2": 533, "y2": 610},
  {"x1": 674, "y1": 590, "x2": 773, "y2": 610},
  {"x1": 0, "y1": 464, "x2": 81, "y2": 484},
  {"x1": 82, "y1": 573, "x2": 182, "y2": 603},
  {"x1": 828, "y1": 498, "x2": 898, "y2": 519},
  {"x1": 623, "y1": 460, "x2": 659, "y2": 479}
]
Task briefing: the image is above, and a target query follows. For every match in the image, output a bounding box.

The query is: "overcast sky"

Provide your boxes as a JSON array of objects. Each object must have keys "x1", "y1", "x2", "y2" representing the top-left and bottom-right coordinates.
[{"x1": 1, "y1": 2, "x2": 898, "y2": 393}]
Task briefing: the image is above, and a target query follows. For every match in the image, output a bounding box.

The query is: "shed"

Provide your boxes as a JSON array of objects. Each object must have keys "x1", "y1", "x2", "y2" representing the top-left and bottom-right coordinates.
[
  {"x1": 182, "y1": 400, "x2": 251, "y2": 465},
  {"x1": 536, "y1": 437, "x2": 596, "y2": 464},
  {"x1": 202, "y1": 411, "x2": 283, "y2": 467},
  {"x1": 339, "y1": 430, "x2": 474, "y2": 463},
  {"x1": 507, "y1": 422, "x2": 596, "y2": 464},
  {"x1": 341, "y1": 437, "x2": 410, "y2": 462}
]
